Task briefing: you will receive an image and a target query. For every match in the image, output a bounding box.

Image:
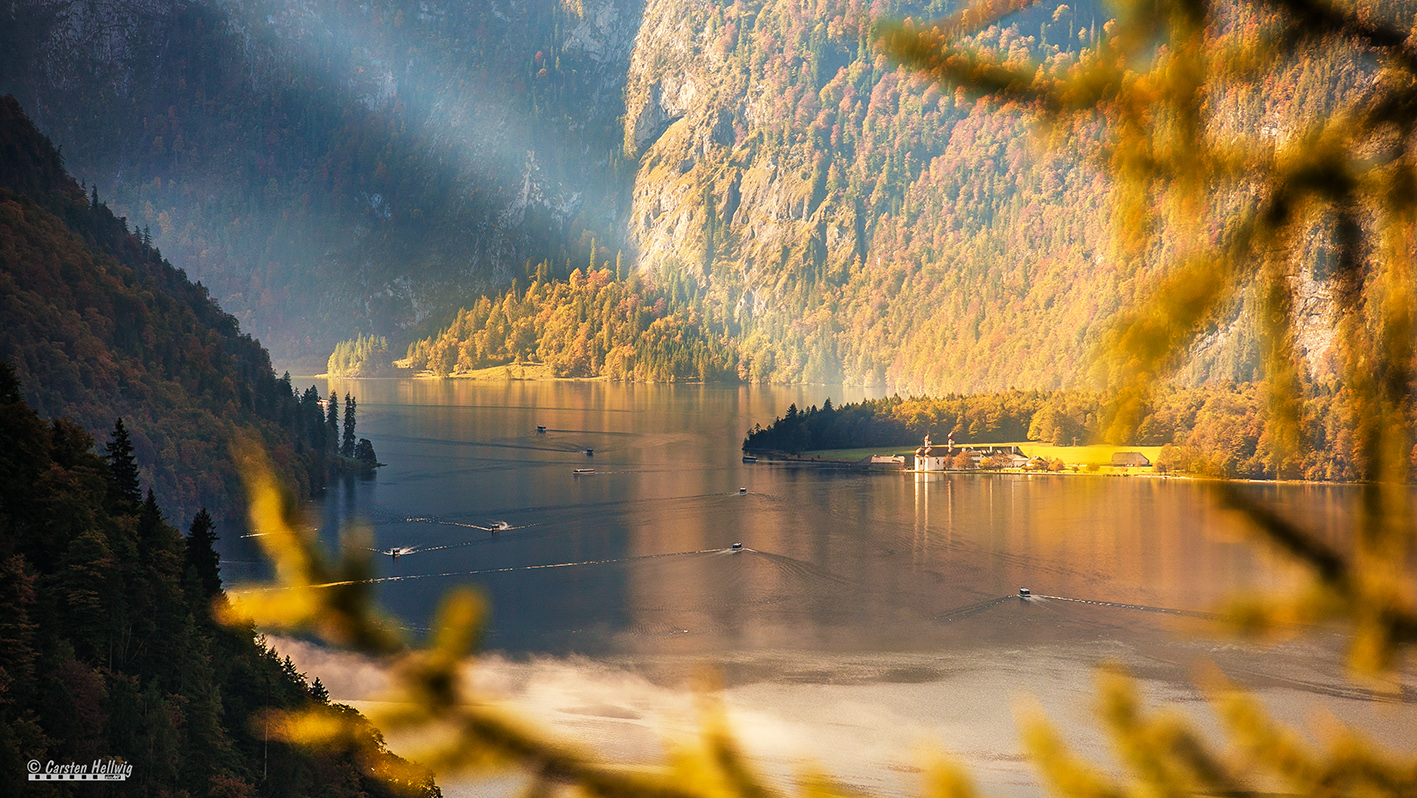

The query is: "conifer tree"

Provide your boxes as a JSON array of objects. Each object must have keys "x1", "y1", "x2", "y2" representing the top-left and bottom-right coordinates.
[
  {"x1": 354, "y1": 438, "x2": 378, "y2": 466},
  {"x1": 0, "y1": 359, "x2": 19, "y2": 403},
  {"x1": 105, "y1": 418, "x2": 141, "y2": 511},
  {"x1": 342, "y1": 393, "x2": 357, "y2": 458},
  {"x1": 302, "y1": 387, "x2": 325, "y2": 451},
  {"x1": 184, "y1": 508, "x2": 221, "y2": 598},
  {"x1": 138, "y1": 488, "x2": 163, "y2": 543},
  {"x1": 325, "y1": 389, "x2": 339, "y2": 448}
]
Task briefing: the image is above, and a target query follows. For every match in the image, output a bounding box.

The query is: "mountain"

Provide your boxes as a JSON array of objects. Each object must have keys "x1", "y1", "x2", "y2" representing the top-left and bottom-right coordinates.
[
  {"x1": 1, "y1": 0, "x2": 641, "y2": 362},
  {"x1": 0, "y1": 363, "x2": 437, "y2": 796},
  {"x1": 1, "y1": 0, "x2": 1386, "y2": 390},
  {"x1": 0, "y1": 94, "x2": 331, "y2": 527}
]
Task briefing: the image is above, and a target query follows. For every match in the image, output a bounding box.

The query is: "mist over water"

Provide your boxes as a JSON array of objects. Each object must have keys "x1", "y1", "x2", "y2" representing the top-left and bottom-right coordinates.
[{"x1": 252, "y1": 379, "x2": 1415, "y2": 796}]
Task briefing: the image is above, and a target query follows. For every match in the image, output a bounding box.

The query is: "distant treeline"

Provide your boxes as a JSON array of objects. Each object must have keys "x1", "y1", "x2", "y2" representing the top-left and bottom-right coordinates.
[
  {"x1": 744, "y1": 391, "x2": 1082, "y2": 452},
  {"x1": 279, "y1": 378, "x2": 380, "y2": 473},
  {"x1": 327, "y1": 333, "x2": 393, "y2": 377},
  {"x1": 0, "y1": 362, "x2": 435, "y2": 796},
  {"x1": 745, "y1": 383, "x2": 1402, "y2": 481},
  {"x1": 401, "y1": 268, "x2": 738, "y2": 382}
]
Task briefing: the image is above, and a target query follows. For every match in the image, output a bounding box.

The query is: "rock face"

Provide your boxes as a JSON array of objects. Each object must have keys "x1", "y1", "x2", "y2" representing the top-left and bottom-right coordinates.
[
  {"x1": 1, "y1": 0, "x2": 646, "y2": 359},
  {"x1": 610, "y1": 0, "x2": 1358, "y2": 389},
  {"x1": 1, "y1": 0, "x2": 1361, "y2": 388}
]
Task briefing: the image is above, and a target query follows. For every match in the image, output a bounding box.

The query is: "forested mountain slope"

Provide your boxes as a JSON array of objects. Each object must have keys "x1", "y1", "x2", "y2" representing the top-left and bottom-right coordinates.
[
  {"x1": 3, "y1": 0, "x2": 1395, "y2": 390},
  {"x1": 620, "y1": 0, "x2": 1381, "y2": 390},
  {"x1": 0, "y1": 366, "x2": 436, "y2": 796},
  {"x1": 1, "y1": 0, "x2": 641, "y2": 360},
  {"x1": 0, "y1": 95, "x2": 326, "y2": 526}
]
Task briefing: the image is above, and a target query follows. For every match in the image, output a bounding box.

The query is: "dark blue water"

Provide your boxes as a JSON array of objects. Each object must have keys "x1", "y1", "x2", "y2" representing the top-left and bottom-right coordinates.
[
  {"x1": 238, "y1": 379, "x2": 1417, "y2": 798},
  {"x1": 229, "y1": 378, "x2": 1354, "y2": 658}
]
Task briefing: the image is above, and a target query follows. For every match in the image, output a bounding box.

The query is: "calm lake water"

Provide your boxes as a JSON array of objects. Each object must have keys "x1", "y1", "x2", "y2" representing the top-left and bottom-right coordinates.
[{"x1": 249, "y1": 379, "x2": 1414, "y2": 796}]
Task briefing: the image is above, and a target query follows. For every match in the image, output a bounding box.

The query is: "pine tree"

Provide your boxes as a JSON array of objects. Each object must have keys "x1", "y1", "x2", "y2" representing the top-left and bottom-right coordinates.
[
  {"x1": 138, "y1": 488, "x2": 164, "y2": 547},
  {"x1": 105, "y1": 418, "x2": 141, "y2": 511},
  {"x1": 0, "y1": 359, "x2": 19, "y2": 403},
  {"x1": 184, "y1": 508, "x2": 221, "y2": 598},
  {"x1": 325, "y1": 390, "x2": 339, "y2": 448},
  {"x1": 302, "y1": 386, "x2": 325, "y2": 451},
  {"x1": 342, "y1": 394, "x2": 357, "y2": 458},
  {"x1": 354, "y1": 438, "x2": 378, "y2": 466}
]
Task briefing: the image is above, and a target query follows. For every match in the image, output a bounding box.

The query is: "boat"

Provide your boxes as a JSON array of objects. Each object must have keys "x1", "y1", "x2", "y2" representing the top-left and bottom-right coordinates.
[
  {"x1": 738, "y1": 487, "x2": 747, "y2": 494},
  {"x1": 574, "y1": 468, "x2": 595, "y2": 475},
  {"x1": 536, "y1": 425, "x2": 547, "y2": 433},
  {"x1": 584, "y1": 448, "x2": 594, "y2": 456},
  {"x1": 490, "y1": 521, "x2": 511, "y2": 533},
  {"x1": 1019, "y1": 588, "x2": 1031, "y2": 597},
  {"x1": 742, "y1": 455, "x2": 757, "y2": 463},
  {"x1": 731, "y1": 542, "x2": 743, "y2": 551}
]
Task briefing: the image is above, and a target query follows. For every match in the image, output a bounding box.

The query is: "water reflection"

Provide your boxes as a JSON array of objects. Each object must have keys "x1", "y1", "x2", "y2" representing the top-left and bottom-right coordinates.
[
  {"x1": 242, "y1": 379, "x2": 1333, "y2": 659},
  {"x1": 254, "y1": 379, "x2": 1417, "y2": 798}
]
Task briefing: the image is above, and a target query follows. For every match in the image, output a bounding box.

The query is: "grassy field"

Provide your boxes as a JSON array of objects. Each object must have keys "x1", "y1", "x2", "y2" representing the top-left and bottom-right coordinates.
[
  {"x1": 797, "y1": 442, "x2": 1164, "y2": 468},
  {"x1": 1012, "y1": 442, "x2": 1164, "y2": 467}
]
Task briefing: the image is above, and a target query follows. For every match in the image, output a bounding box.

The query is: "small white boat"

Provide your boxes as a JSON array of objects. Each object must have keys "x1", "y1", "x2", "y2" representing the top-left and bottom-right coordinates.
[
  {"x1": 584, "y1": 448, "x2": 594, "y2": 456},
  {"x1": 1019, "y1": 587, "x2": 1031, "y2": 597},
  {"x1": 742, "y1": 455, "x2": 758, "y2": 463},
  {"x1": 731, "y1": 542, "x2": 743, "y2": 551},
  {"x1": 490, "y1": 521, "x2": 511, "y2": 533},
  {"x1": 738, "y1": 487, "x2": 746, "y2": 494},
  {"x1": 574, "y1": 468, "x2": 595, "y2": 475},
  {"x1": 536, "y1": 425, "x2": 547, "y2": 433}
]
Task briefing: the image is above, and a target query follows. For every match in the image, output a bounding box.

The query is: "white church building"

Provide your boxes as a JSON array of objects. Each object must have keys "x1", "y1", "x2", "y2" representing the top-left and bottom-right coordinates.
[{"x1": 912, "y1": 434, "x2": 1026, "y2": 471}]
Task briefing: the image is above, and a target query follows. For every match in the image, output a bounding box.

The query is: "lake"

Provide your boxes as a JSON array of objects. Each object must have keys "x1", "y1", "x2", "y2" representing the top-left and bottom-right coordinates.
[{"x1": 249, "y1": 379, "x2": 1415, "y2": 797}]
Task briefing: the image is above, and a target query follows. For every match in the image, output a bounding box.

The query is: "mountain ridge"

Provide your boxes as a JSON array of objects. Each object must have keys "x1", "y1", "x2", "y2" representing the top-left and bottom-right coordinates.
[
  {"x1": 1, "y1": 0, "x2": 1378, "y2": 392},
  {"x1": 0, "y1": 93, "x2": 330, "y2": 527}
]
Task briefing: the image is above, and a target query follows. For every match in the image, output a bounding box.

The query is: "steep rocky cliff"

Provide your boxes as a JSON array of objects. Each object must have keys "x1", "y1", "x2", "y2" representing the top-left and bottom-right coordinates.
[
  {"x1": 2, "y1": 0, "x2": 645, "y2": 360},
  {"x1": 3, "y1": 0, "x2": 1370, "y2": 390}
]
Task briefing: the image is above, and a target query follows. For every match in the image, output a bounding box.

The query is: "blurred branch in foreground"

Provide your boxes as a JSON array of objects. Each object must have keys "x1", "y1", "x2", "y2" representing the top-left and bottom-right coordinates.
[
  {"x1": 219, "y1": 5, "x2": 1417, "y2": 790},
  {"x1": 225, "y1": 439, "x2": 1417, "y2": 797},
  {"x1": 879, "y1": 0, "x2": 1417, "y2": 672}
]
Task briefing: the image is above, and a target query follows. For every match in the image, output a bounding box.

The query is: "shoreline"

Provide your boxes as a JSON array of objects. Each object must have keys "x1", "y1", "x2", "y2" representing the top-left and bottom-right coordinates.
[
  {"x1": 741, "y1": 452, "x2": 1361, "y2": 486},
  {"x1": 302, "y1": 365, "x2": 899, "y2": 387}
]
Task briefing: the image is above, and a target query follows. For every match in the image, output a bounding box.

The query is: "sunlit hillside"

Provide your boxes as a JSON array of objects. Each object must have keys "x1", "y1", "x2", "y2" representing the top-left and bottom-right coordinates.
[{"x1": 0, "y1": 0, "x2": 1398, "y2": 386}]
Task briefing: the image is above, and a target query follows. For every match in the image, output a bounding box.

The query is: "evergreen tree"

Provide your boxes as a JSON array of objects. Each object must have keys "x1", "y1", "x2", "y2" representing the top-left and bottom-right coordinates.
[
  {"x1": 325, "y1": 389, "x2": 339, "y2": 449},
  {"x1": 0, "y1": 359, "x2": 19, "y2": 403},
  {"x1": 301, "y1": 387, "x2": 325, "y2": 452},
  {"x1": 105, "y1": 418, "x2": 141, "y2": 511},
  {"x1": 354, "y1": 438, "x2": 378, "y2": 466},
  {"x1": 185, "y1": 508, "x2": 221, "y2": 598},
  {"x1": 138, "y1": 488, "x2": 165, "y2": 549},
  {"x1": 342, "y1": 393, "x2": 357, "y2": 458}
]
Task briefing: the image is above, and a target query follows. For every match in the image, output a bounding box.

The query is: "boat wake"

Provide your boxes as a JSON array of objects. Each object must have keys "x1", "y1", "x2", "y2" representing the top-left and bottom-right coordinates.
[{"x1": 295, "y1": 547, "x2": 727, "y2": 588}]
